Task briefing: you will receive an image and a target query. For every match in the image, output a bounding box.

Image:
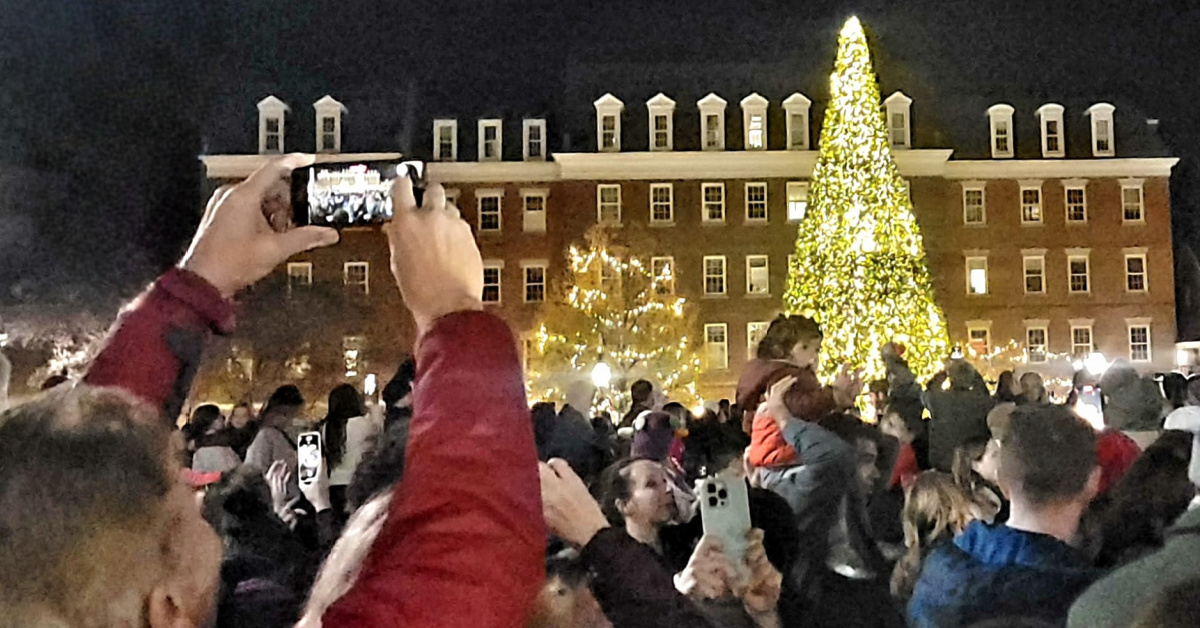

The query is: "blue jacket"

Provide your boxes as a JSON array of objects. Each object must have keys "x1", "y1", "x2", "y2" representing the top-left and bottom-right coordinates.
[{"x1": 908, "y1": 521, "x2": 1100, "y2": 628}]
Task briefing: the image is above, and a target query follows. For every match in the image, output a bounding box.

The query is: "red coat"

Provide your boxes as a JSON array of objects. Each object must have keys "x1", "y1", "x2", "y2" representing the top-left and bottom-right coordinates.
[{"x1": 1096, "y1": 429, "x2": 1141, "y2": 494}]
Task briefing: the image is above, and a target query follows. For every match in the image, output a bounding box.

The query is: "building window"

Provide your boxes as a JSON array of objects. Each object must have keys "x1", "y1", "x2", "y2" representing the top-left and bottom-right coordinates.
[
  {"x1": 287, "y1": 262, "x2": 312, "y2": 294},
  {"x1": 1126, "y1": 253, "x2": 1147, "y2": 292},
  {"x1": 745, "y1": 183, "x2": 768, "y2": 222},
  {"x1": 1071, "y1": 325, "x2": 1094, "y2": 358},
  {"x1": 885, "y1": 91, "x2": 913, "y2": 149},
  {"x1": 1068, "y1": 252, "x2": 1091, "y2": 293},
  {"x1": 966, "y1": 256, "x2": 988, "y2": 295},
  {"x1": 594, "y1": 93, "x2": 624, "y2": 152},
  {"x1": 523, "y1": 263, "x2": 546, "y2": 303},
  {"x1": 482, "y1": 262, "x2": 503, "y2": 303},
  {"x1": 746, "y1": 255, "x2": 769, "y2": 296},
  {"x1": 967, "y1": 324, "x2": 991, "y2": 354},
  {"x1": 741, "y1": 93, "x2": 768, "y2": 150},
  {"x1": 1023, "y1": 254, "x2": 1045, "y2": 294},
  {"x1": 313, "y1": 96, "x2": 345, "y2": 153},
  {"x1": 653, "y1": 114, "x2": 670, "y2": 149},
  {"x1": 747, "y1": 114, "x2": 765, "y2": 149},
  {"x1": 703, "y1": 256, "x2": 727, "y2": 296},
  {"x1": 320, "y1": 116, "x2": 337, "y2": 151},
  {"x1": 601, "y1": 115, "x2": 618, "y2": 150},
  {"x1": 258, "y1": 95, "x2": 289, "y2": 154},
  {"x1": 479, "y1": 120, "x2": 502, "y2": 161},
  {"x1": 994, "y1": 120, "x2": 1011, "y2": 154},
  {"x1": 787, "y1": 182, "x2": 809, "y2": 222},
  {"x1": 597, "y1": 184, "x2": 622, "y2": 225},
  {"x1": 705, "y1": 114, "x2": 722, "y2": 148},
  {"x1": 1037, "y1": 103, "x2": 1065, "y2": 158},
  {"x1": 789, "y1": 113, "x2": 807, "y2": 149},
  {"x1": 705, "y1": 323, "x2": 729, "y2": 370},
  {"x1": 342, "y1": 336, "x2": 365, "y2": 378},
  {"x1": 650, "y1": 184, "x2": 674, "y2": 224},
  {"x1": 747, "y1": 321, "x2": 771, "y2": 360},
  {"x1": 1026, "y1": 326, "x2": 1048, "y2": 363},
  {"x1": 1088, "y1": 103, "x2": 1116, "y2": 157},
  {"x1": 1129, "y1": 323, "x2": 1151, "y2": 362},
  {"x1": 1020, "y1": 184, "x2": 1043, "y2": 224},
  {"x1": 522, "y1": 189, "x2": 547, "y2": 233},
  {"x1": 702, "y1": 183, "x2": 726, "y2": 223},
  {"x1": 1121, "y1": 180, "x2": 1145, "y2": 222},
  {"x1": 698, "y1": 93, "x2": 727, "y2": 151},
  {"x1": 523, "y1": 119, "x2": 546, "y2": 161},
  {"x1": 1065, "y1": 184, "x2": 1087, "y2": 223},
  {"x1": 988, "y1": 104, "x2": 1015, "y2": 159},
  {"x1": 434, "y1": 119, "x2": 457, "y2": 162},
  {"x1": 478, "y1": 191, "x2": 503, "y2": 232},
  {"x1": 343, "y1": 261, "x2": 369, "y2": 295},
  {"x1": 962, "y1": 184, "x2": 986, "y2": 225},
  {"x1": 264, "y1": 117, "x2": 282, "y2": 152},
  {"x1": 651, "y1": 256, "x2": 675, "y2": 295}
]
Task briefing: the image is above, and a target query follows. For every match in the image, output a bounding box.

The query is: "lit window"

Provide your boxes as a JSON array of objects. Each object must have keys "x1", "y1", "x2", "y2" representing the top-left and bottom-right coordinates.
[
  {"x1": 343, "y1": 261, "x2": 369, "y2": 295},
  {"x1": 651, "y1": 256, "x2": 675, "y2": 295},
  {"x1": 966, "y1": 256, "x2": 988, "y2": 295},
  {"x1": 434, "y1": 119, "x2": 457, "y2": 162},
  {"x1": 702, "y1": 183, "x2": 725, "y2": 223},
  {"x1": 523, "y1": 264, "x2": 546, "y2": 303},
  {"x1": 1026, "y1": 327, "x2": 1048, "y2": 363},
  {"x1": 597, "y1": 184, "x2": 622, "y2": 225},
  {"x1": 478, "y1": 193, "x2": 502, "y2": 232},
  {"x1": 482, "y1": 263, "x2": 503, "y2": 303},
  {"x1": 742, "y1": 94, "x2": 767, "y2": 150},
  {"x1": 1122, "y1": 181, "x2": 1145, "y2": 222},
  {"x1": 287, "y1": 262, "x2": 312, "y2": 295},
  {"x1": 705, "y1": 323, "x2": 729, "y2": 370},
  {"x1": 746, "y1": 183, "x2": 768, "y2": 222},
  {"x1": 522, "y1": 190, "x2": 547, "y2": 233},
  {"x1": 1088, "y1": 103, "x2": 1116, "y2": 157},
  {"x1": 746, "y1": 255, "x2": 769, "y2": 296},
  {"x1": 650, "y1": 184, "x2": 674, "y2": 224},
  {"x1": 1072, "y1": 326, "x2": 1094, "y2": 358},
  {"x1": 1020, "y1": 185, "x2": 1043, "y2": 224},
  {"x1": 1126, "y1": 254, "x2": 1147, "y2": 292},
  {"x1": 703, "y1": 256, "x2": 727, "y2": 296},
  {"x1": 967, "y1": 325, "x2": 991, "y2": 354},
  {"x1": 1129, "y1": 324, "x2": 1151, "y2": 362},
  {"x1": 523, "y1": 119, "x2": 546, "y2": 161},
  {"x1": 1068, "y1": 254, "x2": 1090, "y2": 293},
  {"x1": 787, "y1": 182, "x2": 809, "y2": 222},
  {"x1": 479, "y1": 120, "x2": 502, "y2": 161},
  {"x1": 1023, "y1": 255, "x2": 1045, "y2": 294},
  {"x1": 343, "y1": 336, "x2": 365, "y2": 378},
  {"x1": 1066, "y1": 186, "x2": 1087, "y2": 222},
  {"x1": 962, "y1": 184, "x2": 985, "y2": 225},
  {"x1": 747, "y1": 322, "x2": 771, "y2": 360}
]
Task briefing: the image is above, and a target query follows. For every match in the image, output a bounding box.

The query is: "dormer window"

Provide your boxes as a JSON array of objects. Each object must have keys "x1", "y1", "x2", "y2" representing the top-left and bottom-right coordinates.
[
  {"x1": 523, "y1": 119, "x2": 547, "y2": 161},
  {"x1": 1036, "y1": 103, "x2": 1065, "y2": 158},
  {"x1": 594, "y1": 93, "x2": 624, "y2": 152},
  {"x1": 1087, "y1": 103, "x2": 1116, "y2": 157},
  {"x1": 698, "y1": 93, "x2": 727, "y2": 151},
  {"x1": 433, "y1": 119, "x2": 457, "y2": 162},
  {"x1": 783, "y1": 92, "x2": 812, "y2": 150},
  {"x1": 987, "y1": 104, "x2": 1015, "y2": 159},
  {"x1": 646, "y1": 93, "x2": 676, "y2": 152},
  {"x1": 741, "y1": 93, "x2": 769, "y2": 150},
  {"x1": 478, "y1": 119, "x2": 502, "y2": 161},
  {"x1": 257, "y1": 96, "x2": 290, "y2": 154},
  {"x1": 313, "y1": 95, "x2": 346, "y2": 153},
  {"x1": 884, "y1": 91, "x2": 912, "y2": 149}
]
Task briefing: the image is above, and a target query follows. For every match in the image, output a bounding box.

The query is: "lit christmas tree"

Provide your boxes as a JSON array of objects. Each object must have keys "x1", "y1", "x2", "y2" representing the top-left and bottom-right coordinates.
[
  {"x1": 528, "y1": 227, "x2": 700, "y2": 415},
  {"x1": 785, "y1": 16, "x2": 950, "y2": 382}
]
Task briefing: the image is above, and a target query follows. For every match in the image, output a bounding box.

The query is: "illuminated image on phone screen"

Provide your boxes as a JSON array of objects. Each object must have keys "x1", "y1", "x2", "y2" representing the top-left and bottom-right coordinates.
[{"x1": 306, "y1": 164, "x2": 394, "y2": 227}]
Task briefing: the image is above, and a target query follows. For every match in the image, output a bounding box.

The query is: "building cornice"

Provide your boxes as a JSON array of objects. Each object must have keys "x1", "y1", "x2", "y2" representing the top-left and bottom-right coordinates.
[
  {"x1": 553, "y1": 149, "x2": 953, "y2": 180},
  {"x1": 427, "y1": 161, "x2": 560, "y2": 183},
  {"x1": 201, "y1": 153, "x2": 404, "y2": 179},
  {"x1": 943, "y1": 158, "x2": 1178, "y2": 180}
]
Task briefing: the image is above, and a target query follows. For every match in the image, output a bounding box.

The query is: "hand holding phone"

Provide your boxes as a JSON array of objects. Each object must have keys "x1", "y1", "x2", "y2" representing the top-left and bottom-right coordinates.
[
  {"x1": 697, "y1": 470, "x2": 753, "y2": 578},
  {"x1": 292, "y1": 160, "x2": 426, "y2": 228}
]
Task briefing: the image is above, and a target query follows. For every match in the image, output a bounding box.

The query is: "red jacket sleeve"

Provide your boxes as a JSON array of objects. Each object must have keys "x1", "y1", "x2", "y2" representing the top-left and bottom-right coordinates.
[
  {"x1": 321, "y1": 311, "x2": 544, "y2": 628},
  {"x1": 84, "y1": 268, "x2": 235, "y2": 423}
]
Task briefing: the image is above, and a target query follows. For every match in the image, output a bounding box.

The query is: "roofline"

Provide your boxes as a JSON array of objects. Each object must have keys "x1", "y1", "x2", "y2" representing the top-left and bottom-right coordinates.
[
  {"x1": 944, "y1": 157, "x2": 1178, "y2": 179},
  {"x1": 201, "y1": 153, "x2": 404, "y2": 179}
]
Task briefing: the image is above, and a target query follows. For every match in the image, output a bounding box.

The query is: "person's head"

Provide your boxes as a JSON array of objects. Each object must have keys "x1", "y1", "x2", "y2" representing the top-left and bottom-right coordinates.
[
  {"x1": 1161, "y1": 372, "x2": 1189, "y2": 410},
  {"x1": 1185, "y1": 376, "x2": 1200, "y2": 406},
  {"x1": 757, "y1": 314, "x2": 823, "y2": 368},
  {"x1": 596, "y1": 458, "x2": 676, "y2": 530},
  {"x1": 1018, "y1": 372, "x2": 1047, "y2": 404},
  {"x1": 188, "y1": 403, "x2": 224, "y2": 438},
  {"x1": 998, "y1": 405, "x2": 1100, "y2": 512},
  {"x1": 946, "y1": 359, "x2": 981, "y2": 391},
  {"x1": 229, "y1": 402, "x2": 255, "y2": 429},
  {"x1": 629, "y1": 380, "x2": 653, "y2": 407},
  {"x1": 661, "y1": 402, "x2": 693, "y2": 430},
  {"x1": 261, "y1": 384, "x2": 304, "y2": 427},
  {"x1": 954, "y1": 435, "x2": 999, "y2": 488},
  {"x1": 382, "y1": 356, "x2": 417, "y2": 429},
  {"x1": 879, "y1": 408, "x2": 914, "y2": 444},
  {"x1": 324, "y1": 384, "x2": 365, "y2": 469},
  {"x1": 995, "y1": 371, "x2": 1020, "y2": 403},
  {"x1": 565, "y1": 380, "x2": 595, "y2": 415},
  {"x1": 0, "y1": 385, "x2": 222, "y2": 627},
  {"x1": 891, "y1": 471, "x2": 977, "y2": 599},
  {"x1": 526, "y1": 554, "x2": 612, "y2": 628},
  {"x1": 630, "y1": 411, "x2": 675, "y2": 462},
  {"x1": 855, "y1": 434, "x2": 881, "y2": 494}
]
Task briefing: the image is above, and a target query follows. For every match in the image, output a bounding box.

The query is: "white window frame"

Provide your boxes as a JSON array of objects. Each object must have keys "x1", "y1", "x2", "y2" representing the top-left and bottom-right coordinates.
[
  {"x1": 705, "y1": 323, "x2": 729, "y2": 370},
  {"x1": 783, "y1": 92, "x2": 811, "y2": 150},
  {"x1": 433, "y1": 119, "x2": 458, "y2": 162},
  {"x1": 885, "y1": 91, "x2": 913, "y2": 149},
  {"x1": 343, "y1": 261, "x2": 370, "y2": 296},
  {"x1": 521, "y1": 188, "x2": 548, "y2": 233},
  {"x1": 286, "y1": 262, "x2": 312, "y2": 295},
  {"x1": 965, "y1": 254, "x2": 989, "y2": 296},
  {"x1": 1087, "y1": 103, "x2": 1116, "y2": 157},
  {"x1": 476, "y1": 188, "x2": 504, "y2": 233},
  {"x1": 1070, "y1": 320, "x2": 1095, "y2": 358},
  {"x1": 1022, "y1": 250, "x2": 1046, "y2": 295},
  {"x1": 1124, "y1": 248, "x2": 1148, "y2": 293},
  {"x1": 594, "y1": 93, "x2": 624, "y2": 152},
  {"x1": 966, "y1": 320, "x2": 992, "y2": 354},
  {"x1": 746, "y1": 255, "x2": 770, "y2": 296},
  {"x1": 741, "y1": 93, "x2": 768, "y2": 151},
  {"x1": 786, "y1": 181, "x2": 809, "y2": 222},
  {"x1": 1067, "y1": 249, "x2": 1091, "y2": 294},
  {"x1": 745, "y1": 182, "x2": 768, "y2": 223},
  {"x1": 522, "y1": 260, "x2": 548, "y2": 303},
  {"x1": 1063, "y1": 179, "x2": 1088, "y2": 223},
  {"x1": 702, "y1": 183, "x2": 726, "y2": 224},
  {"x1": 522, "y1": 119, "x2": 547, "y2": 161},
  {"x1": 649, "y1": 183, "x2": 674, "y2": 225},
  {"x1": 651, "y1": 256, "x2": 675, "y2": 295},
  {"x1": 482, "y1": 260, "x2": 504, "y2": 304},
  {"x1": 313, "y1": 95, "x2": 345, "y2": 154},
  {"x1": 1024, "y1": 321, "x2": 1049, "y2": 364},
  {"x1": 1127, "y1": 318, "x2": 1152, "y2": 363},
  {"x1": 257, "y1": 95, "x2": 289, "y2": 155},
  {"x1": 988, "y1": 104, "x2": 1015, "y2": 159},
  {"x1": 747, "y1": 322, "x2": 771, "y2": 360},
  {"x1": 647, "y1": 93, "x2": 676, "y2": 152},
  {"x1": 1036, "y1": 103, "x2": 1065, "y2": 158},
  {"x1": 597, "y1": 184, "x2": 622, "y2": 225},
  {"x1": 478, "y1": 119, "x2": 502, "y2": 162},
  {"x1": 698, "y1": 93, "x2": 728, "y2": 151},
  {"x1": 962, "y1": 182, "x2": 986, "y2": 225},
  {"x1": 1120, "y1": 178, "x2": 1145, "y2": 223},
  {"x1": 703, "y1": 255, "x2": 727, "y2": 296},
  {"x1": 1019, "y1": 181, "x2": 1043, "y2": 225}
]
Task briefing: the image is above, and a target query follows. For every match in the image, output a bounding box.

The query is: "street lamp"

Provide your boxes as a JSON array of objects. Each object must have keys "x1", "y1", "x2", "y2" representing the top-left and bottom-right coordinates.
[{"x1": 591, "y1": 362, "x2": 612, "y2": 389}]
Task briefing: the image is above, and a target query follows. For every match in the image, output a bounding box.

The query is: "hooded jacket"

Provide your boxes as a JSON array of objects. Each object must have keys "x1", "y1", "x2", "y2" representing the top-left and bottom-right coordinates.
[{"x1": 908, "y1": 521, "x2": 1099, "y2": 628}]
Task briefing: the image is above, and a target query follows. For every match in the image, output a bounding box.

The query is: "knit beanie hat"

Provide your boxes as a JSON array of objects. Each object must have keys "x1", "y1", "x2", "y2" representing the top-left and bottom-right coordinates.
[{"x1": 631, "y1": 411, "x2": 675, "y2": 460}]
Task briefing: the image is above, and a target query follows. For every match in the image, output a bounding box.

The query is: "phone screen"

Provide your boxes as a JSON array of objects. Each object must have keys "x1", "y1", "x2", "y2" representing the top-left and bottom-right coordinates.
[
  {"x1": 1074, "y1": 385, "x2": 1104, "y2": 429},
  {"x1": 291, "y1": 160, "x2": 424, "y2": 228},
  {"x1": 297, "y1": 431, "x2": 322, "y2": 486}
]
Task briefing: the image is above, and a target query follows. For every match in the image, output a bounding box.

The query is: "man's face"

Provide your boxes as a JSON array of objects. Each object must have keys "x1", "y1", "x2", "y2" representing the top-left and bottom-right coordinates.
[{"x1": 855, "y1": 438, "x2": 881, "y2": 494}]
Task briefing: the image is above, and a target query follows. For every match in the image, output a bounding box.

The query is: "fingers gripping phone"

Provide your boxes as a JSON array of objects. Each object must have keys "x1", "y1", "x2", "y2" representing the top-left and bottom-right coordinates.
[
  {"x1": 698, "y1": 470, "x2": 753, "y2": 576},
  {"x1": 297, "y1": 431, "x2": 322, "y2": 486},
  {"x1": 291, "y1": 160, "x2": 427, "y2": 228}
]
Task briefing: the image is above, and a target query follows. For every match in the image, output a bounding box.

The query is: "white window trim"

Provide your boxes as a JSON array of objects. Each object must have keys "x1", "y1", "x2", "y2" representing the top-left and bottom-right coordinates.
[
  {"x1": 1019, "y1": 180, "x2": 1044, "y2": 225},
  {"x1": 482, "y1": 260, "x2": 505, "y2": 304},
  {"x1": 783, "y1": 92, "x2": 812, "y2": 150},
  {"x1": 1021, "y1": 249, "x2": 1047, "y2": 295},
  {"x1": 257, "y1": 95, "x2": 290, "y2": 155},
  {"x1": 1123, "y1": 247, "x2": 1149, "y2": 293},
  {"x1": 286, "y1": 262, "x2": 312, "y2": 295},
  {"x1": 521, "y1": 259, "x2": 548, "y2": 303},
  {"x1": 1024, "y1": 320, "x2": 1050, "y2": 364},
  {"x1": 988, "y1": 104, "x2": 1015, "y2": 159},
  {"x1": 343, "y1": 261, "x2": 370, "y2": 296},
  {"x1": 698, "y1": 93, "x2": 727, "y2": 151},
  {"x1": 594, "y1": 93, "x2": 624, "y2": 152},
  {"x1": 703, "y1": 255, "x2": 727, "y2": 296},
  {"x1": 741, "y1": 93, "x2": 769, "y2": 151},
  {"x1": 885, "y1": 91, "x2": 913, "y2": 150},
  {"x1": 521, "y1": 188, "x2": 548, "y2": 233},
  {"x1": 747, "y1": 321, "x2": 771, "y2": 360},
  {"x1": 478, "y1": 119, "x2": 503, "y2": 162},
  {"x1": 522, "y1": 119, "x2": 547, "y2": 161},
  {"x1": 745, "y1": 182, "x2": 769, "y2": 223},
  {"x1": 1070, "y1": 320, "x2": 1095, "y2": 358},
  {"x1": 313, "y1": 95, "x2": 346, "y2": 154},
  {"x1": 961, "y1": 181, "x2": 986, "y2": 225},
  {"x1": 433, "y1": 119, "x2": 458, "y2": 162},
  {"x1": 745, "y1": 255, "x2": 770, "y2": 297},
  {"x1": 786, "y1": 181, "x2": 809, "y2": 223},
  {"x1": 1120, "y1": 178, "x2": 1146, "y2": 224},
  {"x1": 476, "y1": 188, "x2": 504, "y2": 233},
  {"x1": 966, "y1": 320, "x2": 993, "y2": 353},
  {"x1": 650, "y1": 256, "x2": 676, "y2": 295},
  {"x1": 647, "y1": 93, "x2": 676, "y2": 152},
  {"x1": 701, "y1": 183, "x2": 726, "y2": 224},
  {"x1": 1126, "y1": 317, "x2": 1153, "y2": 363},
  {"x1": 649, "y1": 183, "x2": 674, "y2": 225},
  {"x1": 1067, "y1": 248, "x2": 1092, "y2": 295},
  {"x1": 965, "y1": 253, "x2": 989, "y2": 296},
  {"x1": 1036, "y1": 103, "x2": 1065, "y2": 158},
  {"x1": 704, "y1": 323, "x2": 729, "y2": 370},
  {"x1": 596, "y1": 184, "x2": 622, "y2": 225},
  {"x1": 1062, "y1": 179, "x2": 1088, "y2": 224},
  {"x1": 1087, "y1": 103, "x2": 1116, "y2": 157}
]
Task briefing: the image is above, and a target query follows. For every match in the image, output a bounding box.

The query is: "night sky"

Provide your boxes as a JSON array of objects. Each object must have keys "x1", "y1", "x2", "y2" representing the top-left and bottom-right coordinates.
[{"x1": 2, "y1": 0, "x2": 1199, "y2": 311}]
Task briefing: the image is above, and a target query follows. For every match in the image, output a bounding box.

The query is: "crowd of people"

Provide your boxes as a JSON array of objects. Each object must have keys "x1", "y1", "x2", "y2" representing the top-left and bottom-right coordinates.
[{"x1": 3, "y1": 154, "x2": 1200, "y2": 628}]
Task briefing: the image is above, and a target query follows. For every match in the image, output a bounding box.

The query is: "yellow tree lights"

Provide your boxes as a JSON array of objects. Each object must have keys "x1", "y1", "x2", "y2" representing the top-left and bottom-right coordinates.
[
  {"x1": 785, "y1": 17, "x2": 951, "y2": 383},
  {"x1": 527, "y1": 227, "x2": 701, "y2": 415}
]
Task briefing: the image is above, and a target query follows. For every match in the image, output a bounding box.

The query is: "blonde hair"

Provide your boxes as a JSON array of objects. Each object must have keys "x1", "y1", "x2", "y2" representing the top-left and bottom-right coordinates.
[{"x1": 890, "y1": 471, "x2": 977, "y2": 600}]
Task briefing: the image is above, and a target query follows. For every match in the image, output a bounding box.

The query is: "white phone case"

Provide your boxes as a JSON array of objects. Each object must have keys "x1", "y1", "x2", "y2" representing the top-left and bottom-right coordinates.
[
  {"x1": 297, "y1": 431, "x2": 322, "y2": 486},
  {"x1": 697, "y1": 470, "x2": 752, "y2": 575}
]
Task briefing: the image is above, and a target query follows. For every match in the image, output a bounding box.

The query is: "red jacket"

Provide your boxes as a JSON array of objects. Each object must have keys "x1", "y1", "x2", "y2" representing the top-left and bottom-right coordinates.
[
  {"x1": 738, "y1": 359, "x2": 838, "y2": 467},
  {"x1": 85, "y1": 269, "x2": 545, "y2": 627},
  {"x1": 1096, "y1": 429, "x2": 1141, "y2": 494}
]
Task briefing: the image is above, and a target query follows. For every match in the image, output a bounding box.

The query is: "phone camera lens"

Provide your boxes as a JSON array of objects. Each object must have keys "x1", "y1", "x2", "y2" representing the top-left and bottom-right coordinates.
[
  {"x1": 708, "y1": 496, "x2": 719, "y2": 507},
  {"x1": 707, "y1": 484, "x2": 717, "y2": 493},
  {"x1": 718, "y1": 489, "x2": 728, "y2": 500}
]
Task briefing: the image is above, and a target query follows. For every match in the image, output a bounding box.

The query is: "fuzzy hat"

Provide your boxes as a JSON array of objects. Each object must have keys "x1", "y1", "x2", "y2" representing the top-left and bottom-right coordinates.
[{"x1": 631, "y1": 411, "x2": 675, "y2": 461}]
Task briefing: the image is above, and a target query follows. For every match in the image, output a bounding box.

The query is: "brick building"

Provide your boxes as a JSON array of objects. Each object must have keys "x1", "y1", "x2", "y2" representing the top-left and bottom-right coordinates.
[{"x1": 200, "y1": 69, "x2": 1178, "y2": 402}]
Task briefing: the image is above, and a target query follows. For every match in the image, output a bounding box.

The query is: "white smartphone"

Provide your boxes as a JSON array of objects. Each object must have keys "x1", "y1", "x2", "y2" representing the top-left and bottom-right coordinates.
[
  {"x1": 1075, "y1": 385, "x2": 1104, "y2": 428},
  {"x1": 297, "y1": 431, "x2": 322, "y2": 486},
  {"x1": 697, "y1": 470, "x2": 752, "y2": 576}
]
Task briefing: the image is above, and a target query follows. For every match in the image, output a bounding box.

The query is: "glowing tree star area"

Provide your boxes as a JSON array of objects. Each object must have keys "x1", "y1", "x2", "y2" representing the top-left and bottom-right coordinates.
[{"x1": 784, "y1": 16, "x2": 950, "y2": 382}]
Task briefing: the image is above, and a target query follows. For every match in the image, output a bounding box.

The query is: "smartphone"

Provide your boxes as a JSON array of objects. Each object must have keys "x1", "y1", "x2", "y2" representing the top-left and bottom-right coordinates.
[
  {"x1": 1074, "y1": 385, "x2": 1104, "y2": 427},
  {"x1": 291, "y1": 160, "x2": 426, "y2": 228},
  {"x1": 950, "y1": 346, "x2": 964, "y2": 360},
  {"x1": 297, "y1": 431, "x2": 322, "y2": 486},
  {"x1": 698, "y1": 470, "x2": 752, "y2": 577}
]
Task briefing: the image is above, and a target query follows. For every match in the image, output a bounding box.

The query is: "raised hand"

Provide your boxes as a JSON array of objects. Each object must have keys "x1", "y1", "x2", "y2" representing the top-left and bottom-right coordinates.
[{"x1": 539, "y1": 459, "x2": 610, "y2": 547}]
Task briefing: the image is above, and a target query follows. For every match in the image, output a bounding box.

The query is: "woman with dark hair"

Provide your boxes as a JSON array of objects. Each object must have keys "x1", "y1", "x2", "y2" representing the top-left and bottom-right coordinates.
[
  {"x1": 246, "y1": 385, "x2": 305, "y2": 499},
  {"x1": 227, "y1": 401, "x2": 259, "y2": 458},
  {"x1": 994, "y1": 371, "x2": 1020, "y2": 404},
  {"x1": 951, "y1": 436, "x2": 1005, "y2": 523},
  {"x1": 189, "y1": 404, "x2": 242, "y2": 474},
  {"x1": 320, "y1": 384, "x2": 377, "y2": 517}
]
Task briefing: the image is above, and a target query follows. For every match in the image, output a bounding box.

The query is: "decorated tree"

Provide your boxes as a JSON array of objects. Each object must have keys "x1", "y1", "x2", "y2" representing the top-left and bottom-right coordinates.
[
  {"x1": 527, "y1": 227, "x2": 700, "y2": 415},
  {"x1": 785, "y1": 16, "x2": 950, "y2": 382}
]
